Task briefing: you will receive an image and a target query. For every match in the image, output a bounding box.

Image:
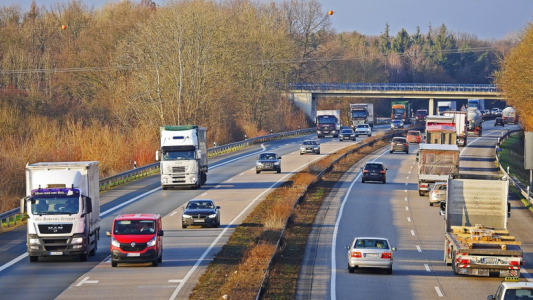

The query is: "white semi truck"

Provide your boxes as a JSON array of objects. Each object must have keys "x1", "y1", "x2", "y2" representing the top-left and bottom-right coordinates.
[
  {"x1": 443, "y1": 173, "x2": 523, "y2": 277},
  {"x1": 349, "y1": 103, "x2": 374, "y2": 129},
  {"x1": 156, "y1": 125, "x2": 208, "y2": 189},
  {"x1": 21, "y1": 161, "x2": 100, "y2": 262}
]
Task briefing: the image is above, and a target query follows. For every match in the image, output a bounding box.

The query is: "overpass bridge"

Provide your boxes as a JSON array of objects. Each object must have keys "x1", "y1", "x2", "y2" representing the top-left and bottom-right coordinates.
[{"x1": 286, "y1": 83, "x2": 503, "y2": 119}]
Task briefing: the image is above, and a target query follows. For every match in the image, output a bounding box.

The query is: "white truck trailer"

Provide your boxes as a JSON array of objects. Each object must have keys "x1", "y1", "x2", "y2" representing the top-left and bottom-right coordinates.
[
  {"x1": 349, "y1": 103, "x2": 374, "y2": 129},
  {"x1": 21, "y1": 161, "x2": 100, "y2": 262},
  {"x1": 417, "y1": 144, "x2": 460, "y2": 196},
  {"x1": 443, "y1": 111, "x2": 468, "y2": 146},
  {"x1": 156, "y1": 125, "x2": 208, "y2": 189},
  {"x1": 443, "y1": 173, "x2": 523, "y2": 277},
  {"x1": 316, "y1": 110, "x2": 341, "y2": 138}
]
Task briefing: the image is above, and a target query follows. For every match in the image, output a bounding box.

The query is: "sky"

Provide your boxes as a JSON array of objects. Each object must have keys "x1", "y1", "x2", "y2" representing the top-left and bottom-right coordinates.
[{"x1": 10, "y1": 0, "x2": 533, "y2": 40}]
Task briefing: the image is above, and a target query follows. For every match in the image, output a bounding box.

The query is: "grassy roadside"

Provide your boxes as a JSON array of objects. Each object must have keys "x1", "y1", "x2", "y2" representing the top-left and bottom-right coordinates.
[
  {"x1": 190, "y1": 132, "x2": 394, "y2": 300},
  {"x1": 498, "y1": 132, "x2": 533, "y2": 213}
]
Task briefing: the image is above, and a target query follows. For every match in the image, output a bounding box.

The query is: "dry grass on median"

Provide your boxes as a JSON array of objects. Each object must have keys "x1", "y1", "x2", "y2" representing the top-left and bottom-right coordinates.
[{"x1": 190, "y1": 133, "x2": 391, "y2": 300}]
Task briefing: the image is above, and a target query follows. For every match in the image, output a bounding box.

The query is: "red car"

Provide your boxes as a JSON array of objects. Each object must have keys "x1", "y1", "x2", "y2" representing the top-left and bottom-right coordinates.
[
  {"x1": 406, "y1": 130, "x2": 422, "y2": 144},
  {"x1": 106, "y1": 214, "x2": 164, "y2": 267}
]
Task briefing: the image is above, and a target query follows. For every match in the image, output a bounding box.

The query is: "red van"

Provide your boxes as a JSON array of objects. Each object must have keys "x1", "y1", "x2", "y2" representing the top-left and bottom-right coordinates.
[{"x1": 106, "y1": 214, "x2": 163, "y2": 267}]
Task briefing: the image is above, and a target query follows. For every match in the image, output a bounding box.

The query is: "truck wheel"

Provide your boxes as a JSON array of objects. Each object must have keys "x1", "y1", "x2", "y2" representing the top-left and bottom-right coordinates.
[
  {"x1": 111, "y1": 261, "x2": 117, "y2": 267},
  {"x1": 29, "y1": 256, "x2": 38, "y2": 262},
  {"x1": 430, "y1": 202, "x2": 433, "y2": 207},
  {"x1": 162, "y1": 187, "x2": 168, "y2": 190},
  {"x1": 79, "y1": 252, "x2": 88, "y2": 262},
  {"x1": 451, "y1": 252, "x2": 457, "y2": 274},
  {"x1": 419, "y1": 191, "x2": 424, "y2": 196}
]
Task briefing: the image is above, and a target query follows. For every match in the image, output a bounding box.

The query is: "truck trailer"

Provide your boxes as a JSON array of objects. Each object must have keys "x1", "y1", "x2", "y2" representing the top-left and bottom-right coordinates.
[
  {"x1": 157, "y1": 125, "x2": 208, "y2": 189},
  {"x1": 443, "y1": 173, "x2": 523, "y2": 277},
  {"x1": 466, "y1": 107, "x2": 483, "y2": 136},
  {"x1": 349, "y1": 103, "x2": 374, "y2": 129},
  {"x1": 316, "y1": 110, "x2": 341, "y2": 138},
  {"x1": 443, "y1": 111, "x2": 468, "y2": 146},
  {"x1": 21, "y1": 161, "x2": 100, "y2": 262},
  {"x1": 502, "y1": 107, "x2": 518, "y2": 124},
  {"x1": 417, "y1": 144, "x2": 460, "y2": 196}
]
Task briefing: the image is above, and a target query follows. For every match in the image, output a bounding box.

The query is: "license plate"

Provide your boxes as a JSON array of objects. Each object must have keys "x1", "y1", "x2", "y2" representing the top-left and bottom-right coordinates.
[
  {"x1": 127, "y1": 253, "x2": 140, "y2": 257},
  {"x1": 50, "y1": 252, "x2": 63, "y2": 255},
  {"x1": 194, "y1": 219, "x2": 205, "y2": 223},
  {"x1": 481, "y1": 258, "x2": 498, "y2": 264},
  {"x1": 365, "y1": 253, "x2": 379, "y2": 258}
]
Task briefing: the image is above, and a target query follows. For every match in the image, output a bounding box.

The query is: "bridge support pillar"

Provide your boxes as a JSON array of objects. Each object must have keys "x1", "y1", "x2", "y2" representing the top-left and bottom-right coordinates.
[
  {"x1": 428, "y1": 98, "x2": 434, "y2": 115},
  {"x1": 288, "y1": 92, "x2": 316, "y2": 120}
]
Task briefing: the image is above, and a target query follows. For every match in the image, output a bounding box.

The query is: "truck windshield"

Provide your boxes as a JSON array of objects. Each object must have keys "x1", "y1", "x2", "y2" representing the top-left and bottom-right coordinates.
[
  {"x1": 163, "y1": 150, "x2": 195, "y2": 161},
  {"x1": 351, "y1": 111, "x2": 367, "y2": 118},
  {"x1": 317, "y1": 116, "x2": 336, "y2": 124},
  {"x1": 31, "y1": 197, "x2": 79, "y2": 214},
  {"x1": 392, "y1": 108, "x2": 405, "y2": 115},
  {"x1": 114, "y1": 220, "x2": 155, "y2": 235}
]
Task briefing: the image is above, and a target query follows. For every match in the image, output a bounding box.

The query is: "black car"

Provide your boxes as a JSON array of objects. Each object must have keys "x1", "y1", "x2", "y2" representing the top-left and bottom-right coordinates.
[
  {"x1": 361, "y1": 162, "x2": 387, "y2": 184},
  {"x1": 494, "y1": 117, "x2": 505, "y2": 127},
  {"x1": 339, "y1": 128, "x2": 356, "y2": 141},
  {"x1": 256, "y1": 152, "x2": 281, "y2": 174},
  {"x1": 182, "y1": 199, "x2": 220, "y2": 228}
]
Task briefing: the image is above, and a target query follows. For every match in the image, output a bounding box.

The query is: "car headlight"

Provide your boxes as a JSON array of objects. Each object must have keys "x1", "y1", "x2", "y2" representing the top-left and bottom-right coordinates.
[
  {"x1": 256, "y1": 162, "x2": 263, "y2": 167},
  {"x1": 274, "y1": 161, "x2": 280, "y2": 165},
  {"x1": 71, "y1": 237, "x2": 84, "y2": 244},
  {"x1": 300, "y1": 147, "x2": 305, "y2": 151},
  {"x1": 182, "y1": 214, "x2": 192, "y2": 219},
  {"x1": 208, "y1": 214, "x2": 217, "y2": 218},
  {"x1": 314, "y1": 146, "x2": 319, "y2": 150},
  {"x1": 147, "y1": 236, "x2": 157, "y2": 247},
  {"x1": 29, "y1": 238, "x2": 41, "y2": 245},
  {"x1": 111, "y1": 237, "x2": 120, "y2": 248}
]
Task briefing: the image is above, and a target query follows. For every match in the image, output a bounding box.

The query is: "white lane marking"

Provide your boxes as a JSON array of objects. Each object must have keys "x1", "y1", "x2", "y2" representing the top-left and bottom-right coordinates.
[
  {"x1": 404, "y1": 189, "x2": 407, "y2": 193},
  {"x1": 239, "y1": 172, "x2": 245, "y2": 176},
  {"x1": 406, "y1": 176, "x2": 409, "y2": 180},
  {"x1": 522, "y1": 268, "x2": 533, "y2": 282},
  {"x1": 405, "y1": 182, "x2": 408, "y2": 186},
  {"x1": 411, "y1": 230, "x2": 415, "y2": 236},
  {"x1": 0, "y1": 253, "x2": 27, "y2": 272},
  {"x1": 424, "y1": 264, "x2": 431, "y2": 272},
  {"x1": 76, "y1": 277, "x2": 99, "y2": 286},
  {"x1": 201, "y1": 192, "x2": 207, "y2": 196},
  {"x1": 331, "y1": 149, "x2": 389, "y2": 300},
  {"x1": 435, "y1": 287, "x2": 443, "y2": 297},
  {"x1": 227, "y1": 178, "x2": 233, "y2": 182},
  {"x1": 171, "y1": 145, "x2": 341, "y2": 300},
  {"x1": 405, "y1": 206, "x2": 409, "y2": 211},
  {"x1": 408, "y1": 171, "x2": 411, "y2": 174},
  {"x1": 404, "y1": 197, "x2": 407, "y2": 201},
  {"x1": 407, "y1": 217, "x2": 411, "y2": 222},
  {"x1": 416, "y1": 245, "x2": 422, "y2": 252},
  {"x1": 170, "y1": 211, "x2": 177, "y2": 217},
  {"x1": 101, "y1": 187, "x2": 161, "y2": 217},
  {"x1": 215, "y1": 185, "x2": 221, "y2": 189},
  {"x1": 168, "y1": 280, "x2": 183, "y2": 283}
]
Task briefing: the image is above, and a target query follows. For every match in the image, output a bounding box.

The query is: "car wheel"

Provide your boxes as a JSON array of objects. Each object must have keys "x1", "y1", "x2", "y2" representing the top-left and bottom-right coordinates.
[
  {"x1": 256, "y1": 170, "x2": 260, "y2": 174},
  {"x1": 152, "y1": 259, "x2": 158, "y2": 267},
  {"x1": 348, "y1": 265, "x2": 355, "y2": 273},
  {"x1": 277, "y1": 169, "x2": 281, "y2": 173},
  {"x1": 406, "y1": 150, "x2": 409, "y2": 154},
  {"x1": 111, "y1": 261, "x2": 117, "y2": 267},
  {"x1": 362, "y1": 179, "x2": 365, "y2": 183},
  {"x1": 368, "y1": 133, "x2": 371, "y2": 137},
  {"x1": 300, "y1": 152, "x2": 303, "y2": 155},
  {"x1": 386, "y1": 267, "x2": 393, "y2": 275},
  {"x1": 182, "y1": 224, "x2": 188, "y2": 229},
  {"x1": 389, "y1": 150, "x2": 393, "y2": 153},
  {"x1": 158, "y1": 253, "x2": 163, "y2": 263},
  {"x1": 383, "y1": 179, "x2": 386, "y2": 184},
  {"x1": 339, "y1": 139, "x2": 342, "y2": 142},
  {"x1": 29, "y1": 256, "x2": 38, "y2": 262},
  {"x1": 317, "y1": 151, "x2": 320, "y2": 155}
]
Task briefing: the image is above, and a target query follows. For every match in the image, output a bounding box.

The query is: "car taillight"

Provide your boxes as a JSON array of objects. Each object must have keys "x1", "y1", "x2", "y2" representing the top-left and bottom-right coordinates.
[
  {"x1": 380, "y1": 170, "x2": 386, "y2": 174},
  {"x1": 381, "y1": 252, "x2": 392, "y2": 259},
  {"x1": 351, "y1": 251, "x2": 362, "y2": 258},
  {"x1": 404, "y1": 143, "x2": 408, "y2": 146},
  {"x1": 509, "y1": 261, "x2": 520, "y2": 266},
  {"x1": 363, "y1": 170, "x2": 369, "y2": 173}
]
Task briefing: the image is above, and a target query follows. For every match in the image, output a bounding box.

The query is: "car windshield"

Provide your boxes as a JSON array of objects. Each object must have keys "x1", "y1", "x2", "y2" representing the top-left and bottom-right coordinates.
[
  {"x1": 392, "y1": 138, "x2": 406, "y2": 143},
  {"x1": 186, "y1": 201, "x2": 214, "y2": 209},
  {"x1": 259, "y1": 153, "x2": 277, "y2": 160},
  {"x1": 392, "y1": 120, "x2": 402, "y2": 124},
  {"x1": 354, "y1": 239, "x2": 389, "y2": 249},
  {"x1": 504, "y1": 288, "x2": 533, "y2": 299},
  {"x1": 302, "y1": 141, "x2": 316, "y2": 145},
  {"x1": 341, "y1": 130, "x2": 353, "y2": 134},
  {"x1": 114, "y1": 220, "x2": 155, "y2": 235},
  {"x1": 365, "y1": 164, "x2": 384, "y2": 171},
  {"x1": 357, "y1": 125, "x2": 368, "y2": 128},
  {"x1": 408, "y1": 131, "x2": 420, "y2": 136}
]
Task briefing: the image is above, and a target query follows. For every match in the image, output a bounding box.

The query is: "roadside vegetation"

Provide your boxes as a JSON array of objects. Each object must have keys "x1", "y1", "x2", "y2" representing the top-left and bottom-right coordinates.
[
  {"x1": 190, "y1": 132, "x2": 391, "y2": 299},
  {"x1": 0, "y1": 0, "x2": 518, "y2": 211}
]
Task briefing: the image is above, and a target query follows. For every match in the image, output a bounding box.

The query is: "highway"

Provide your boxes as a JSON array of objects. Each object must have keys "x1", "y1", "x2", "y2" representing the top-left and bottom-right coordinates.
[
  {"x1": 0, "y1": 124, "x2": 389, "y2": 300},
  {"x1": 297, "y1": 120, "x2": 531, "y2": 299}
]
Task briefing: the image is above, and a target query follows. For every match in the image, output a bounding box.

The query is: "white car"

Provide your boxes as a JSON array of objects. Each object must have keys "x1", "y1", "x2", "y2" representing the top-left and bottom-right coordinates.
[
  {"x1": 355, "y1": 124, "x2": 372, "y2": 137},
  {"x1": 346, "y1": 237, "x2": 396, "y2": 274},
  {"x1": 488, "y1": 277, "x2": 533, "y2": 300},
  {"x1": 429, "y1": 182, "x2": 447, "y2": 206}
]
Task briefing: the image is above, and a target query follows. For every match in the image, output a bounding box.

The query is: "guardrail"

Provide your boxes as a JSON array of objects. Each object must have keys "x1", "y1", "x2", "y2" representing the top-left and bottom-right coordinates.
[
  {"x1": 495, "y1": 129, "x2": 532, "y2": 201},
  {"x1": 286, "y1": 82, "x2": 499, "y2": 93},
  {"x1": 255, "y1": 126, "x2": 423, "y2": 299},
  {"x1": 0, "y1": 128, "x2": 317, "y2": 231}
]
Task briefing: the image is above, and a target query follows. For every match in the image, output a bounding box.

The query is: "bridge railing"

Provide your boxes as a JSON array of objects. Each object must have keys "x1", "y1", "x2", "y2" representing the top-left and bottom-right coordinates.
[
  {"x1": 286, "y1": 82, "x2": 499, "y2": 93},
  {"x1": 0, "y1": 128, "x2": 316, "y2": 231}
]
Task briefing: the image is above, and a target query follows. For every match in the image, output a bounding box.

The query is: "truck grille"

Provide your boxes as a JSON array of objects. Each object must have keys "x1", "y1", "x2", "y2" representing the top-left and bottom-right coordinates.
[
  {"x1": 120, "y1": 242, "x2": 147, "y2": 252},
  {"x1": 42, "y1": 238, "x2": 69, "y2": 251},
  {"x1": 38, "y1": 224, "x2": 73, "y2": 234},
  {"x1": 172, "y1": 166, "x2": 186, "y2": 173}
]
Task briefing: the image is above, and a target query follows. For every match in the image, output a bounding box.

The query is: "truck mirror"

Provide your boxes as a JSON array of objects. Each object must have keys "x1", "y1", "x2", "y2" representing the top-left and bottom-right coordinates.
[
  {"x1": 85, "y1": 197, "x2": 93, "y2": 214},
  {"x1": 487, "y1": 296, "x2": 495, "y2": 300},
  {"x1": 106, "y1": 231, "x2": 112, "y2": 237},
  {"x1": 155, "y1": 150, "x2": 160, "y2": 161},
  {"x1": 508, "y1": 202, "x2": 511, "y2": 218},
  {"x1": 20, "y1": 197, "x2": 26, "y2": 214},
  {"x1": 158, "y1": 230, "x2": 164, "y2": 237},
  {"x1": 440, "y1": 201, "x2": 446, "y2": 216}
]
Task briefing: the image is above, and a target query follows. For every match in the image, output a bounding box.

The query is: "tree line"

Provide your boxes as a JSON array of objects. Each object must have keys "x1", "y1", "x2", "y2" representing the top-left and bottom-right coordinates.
[{"x1": 0, "y1": 0, "x2": 526, "y2": 209}]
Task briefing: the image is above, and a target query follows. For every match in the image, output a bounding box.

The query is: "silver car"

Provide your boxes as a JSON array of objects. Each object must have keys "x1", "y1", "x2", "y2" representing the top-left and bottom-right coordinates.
[
  {"x1": 429, "y1": 182, "x2": 447, "y2": 206},
  {"x1": 390, "y1": 119, "x2": 404, "y2": 130},
  {"x1": 346, "y1": 237, "x2": 396, "y2": 274},
  {"x1": 299, "y1": 140, "x2": 320, "y2": 155}
]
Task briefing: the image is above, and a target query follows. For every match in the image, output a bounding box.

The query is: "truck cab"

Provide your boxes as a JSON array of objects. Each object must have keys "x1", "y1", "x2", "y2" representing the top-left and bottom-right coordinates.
[{"x1": 488, "y1": 277, "x2": 533, "y2": 300}]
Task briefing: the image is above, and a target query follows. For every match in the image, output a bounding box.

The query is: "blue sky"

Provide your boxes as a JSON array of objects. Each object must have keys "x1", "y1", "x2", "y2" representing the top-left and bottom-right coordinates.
[{"x1": 10, "y1": 0, "x2": 533, "y2": 40}]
